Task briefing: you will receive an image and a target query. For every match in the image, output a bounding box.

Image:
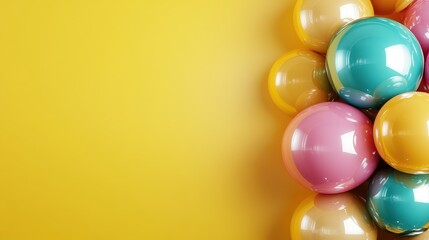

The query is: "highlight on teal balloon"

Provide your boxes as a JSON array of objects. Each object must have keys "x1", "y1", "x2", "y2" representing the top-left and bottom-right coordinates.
[
  {"x1": 267, "y1": 2, "x2": 429, "y2": 240},
  {"x1": 326, "y1": 17, "x2": 424, "y2": 109},
  {"x1": 367, "y1": 167, "x2": 429, "y2": 236}
]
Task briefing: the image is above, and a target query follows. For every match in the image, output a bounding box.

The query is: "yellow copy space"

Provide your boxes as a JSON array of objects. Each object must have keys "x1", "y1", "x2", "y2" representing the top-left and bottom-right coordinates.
[{"x1": 0, "y1": 0, "x2": 309, "y2": 239}]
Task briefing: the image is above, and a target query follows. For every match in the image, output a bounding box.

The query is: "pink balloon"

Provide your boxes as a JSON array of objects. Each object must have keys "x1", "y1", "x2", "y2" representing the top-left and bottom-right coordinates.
[
  {"x1": 419, "y1": 54, "x2": 429, "y2": 93},
  {"x1": 418, "y1": 79, "x2": 429, "y2": 93},
  {"x1": 403, "y1": 0, "x2": 429, "y2": 56},
  {"x1": 282, "y1": 102, "x2": 379, "y2": 194},
  {"x1": 425, "y1": 54, "x2": 429, "y2": 91}
]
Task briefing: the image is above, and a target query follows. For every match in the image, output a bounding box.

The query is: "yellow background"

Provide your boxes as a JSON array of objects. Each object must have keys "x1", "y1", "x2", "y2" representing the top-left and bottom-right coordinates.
[{"x1": 0, "y1": 0, "x2": 312, "y2": 239}]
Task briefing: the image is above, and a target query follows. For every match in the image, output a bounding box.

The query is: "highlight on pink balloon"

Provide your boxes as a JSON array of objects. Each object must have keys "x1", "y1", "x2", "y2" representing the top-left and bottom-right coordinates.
[
  {"x1": 281, "y1": 102, "x2": 379, "y2": 194},
  {"x1": 419, "y1": 54, "x2": 429, "y2": 93},
  {"x1": 403, "y1": 0, "x2": 429, "y2": 56},
  {"x1": 425, "y1": 54, "x2": 429, "y2": 90},
  {"x1": 418, "y1": 80, "x2": 429, "y2": 92}
]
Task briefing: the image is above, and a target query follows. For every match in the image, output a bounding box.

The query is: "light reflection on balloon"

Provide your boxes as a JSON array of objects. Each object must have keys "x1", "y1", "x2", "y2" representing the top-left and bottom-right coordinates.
[
  {"x1": 291, "y1": 192, "x2": 377, "y2": 239},
  {"x1": 268, "y1": 49, "x2": 336, "y2": 117},
  {"x1": 404, "y1": 0, "x2": 429, "y2": 57},
  {"x1": 293, "y1": 0, "x2": 374, "y2": 53},
  {"x1": 326, "y1": 17, "x2": 424, "y2": 109},
  {"x1": 268, "y1": 2, "x2": 429, "y2": 239},
  {"x1": 282, "y1": 102, "x2": 379, "y2": 194},
  {"x1": 374, "y1": 92, "x2": 429, "y2": 174},
  {"x1": 367, "y1": 167, "x2": 429, "y2": 235}
]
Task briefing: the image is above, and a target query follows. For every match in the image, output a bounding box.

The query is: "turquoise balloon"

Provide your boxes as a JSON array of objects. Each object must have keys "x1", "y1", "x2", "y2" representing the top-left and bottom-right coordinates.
[
  {"x1": 367, "y1": 167, "x2": 429, "y2": 236},
  {"x1": 326, "y1": 17, "x2": 424, "y2": 109}
]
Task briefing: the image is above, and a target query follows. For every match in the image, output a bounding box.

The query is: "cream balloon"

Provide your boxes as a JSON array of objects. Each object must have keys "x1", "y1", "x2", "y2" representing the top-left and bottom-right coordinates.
[
  {"x1": 291, "y1": 193, "x2": 378, "y2": 240},
  {"x1": 268, "y1": 49, "x2": 336, "y2": 116},
  {"x1": 293, "y1": 0, "x2": 374, "y2": 53}
]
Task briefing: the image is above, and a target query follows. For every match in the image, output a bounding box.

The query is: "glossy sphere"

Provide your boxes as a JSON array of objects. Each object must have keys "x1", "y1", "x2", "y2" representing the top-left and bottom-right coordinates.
[
  {"x1": 374, "y1": 92, "x2": 429, "y2": 174},
  {"x1": 371, "y1": 0, "x2": 415, "y2": 14},
  {"x1": 326, "y1": 17, "x2": 424, "y2": 109},
  {"x1": 282, "y1": 102, "x2": 379, "y2": 194},
  {"x1": 424, "y1": 54, "x2": 429, "y2": 91},
  {"x1": 367, "y1": 167, "x2": 429, "y2": 235},
  {"x1": 293, "y1": 0, "x2": 374, "y2": 53},
  {"x1": 418, "y1": 80, "x2": 429, "y2": 93},
  {"x1": 418, "y1": 55, "x2": 429, "y2": 92},
  {"x1": 268, "y1": 49, "x2": 336, "y2": 116},
  {"x1": 404, "y1": 0, "x2": 429, "y2": 57},
  {"x1": 291, "y1": 193, "x2": 377, "y2": 239}
]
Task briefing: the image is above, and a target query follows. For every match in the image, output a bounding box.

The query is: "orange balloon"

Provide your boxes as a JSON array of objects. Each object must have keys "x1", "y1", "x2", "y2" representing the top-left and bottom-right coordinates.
[
  {"x1": 377, "y1": 11, "x2": 405, "y2": 22},
  {"x1": 371, "y1": 0, "x2": 415, "y2": 15},
  {"x1": 374, "y1": 92, "x2": 429, "y2": 174},
  {"x1": 268, "y1": 49, "x2": 336, "y2": 116}
]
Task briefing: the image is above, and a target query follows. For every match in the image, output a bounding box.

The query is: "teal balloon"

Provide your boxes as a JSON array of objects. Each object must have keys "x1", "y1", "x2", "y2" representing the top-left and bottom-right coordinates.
[
  {"x1": 367, "y1": 167, "x2": 429, "y2": 236},
  {"x1": 326, "y1": 17, "x2": 423, "y2": 109}
]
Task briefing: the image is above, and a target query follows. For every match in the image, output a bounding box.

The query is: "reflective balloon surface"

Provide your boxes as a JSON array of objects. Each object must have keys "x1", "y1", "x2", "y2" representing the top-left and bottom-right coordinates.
[
  {"x1": 417, "y1": 77, "x2": 429, "y2": 92},
  {"x1": 424, "y1": 54, "x2": 429, "y2": 91},
  {"x1": 293, "y1": 0, "x2": 374, "y2": 53},
  {"x1": 404, "y1": 0, "x2": 429, "y2": 57},
  {"x1": 326, "y1": 17, "x2": 424, "y2": 109},
  {"x1": 282, "y1": 102, "x2": 379, "y2": 194},
  {"x1": 291, "y1": 192, "x2": 377, "y2": 239},
  {"x1": 378, "y1": 229, "x2": 429, "y2": 240},
  {"x1": 371, "y1": 0, "x2": 415, "y2": 14},
  {"x1": 374, "y1": 92, "x2": 429, "y2": 174},
  {"x1": 367, "y1": 167, "x2": 429, "y2": 235},
  {"x1": 268, "y1": 49, "x2": 336, "y2": 117},
  {"x1": 415, "y1": 53, "x2": 429, "y2": 93}
]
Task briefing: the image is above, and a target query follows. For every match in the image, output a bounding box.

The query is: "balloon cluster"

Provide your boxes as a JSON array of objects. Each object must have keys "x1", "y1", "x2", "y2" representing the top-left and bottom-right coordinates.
[{"x1": 268, "y1": 0, "x2": 429, "y2": 238}]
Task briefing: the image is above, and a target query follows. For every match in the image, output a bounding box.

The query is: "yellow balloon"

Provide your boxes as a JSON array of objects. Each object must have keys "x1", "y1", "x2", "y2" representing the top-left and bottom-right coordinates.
[
  {"x1": 374, "y1": 92, "x2": 429, "y2": 174},
  {"x1": 293, "y1": 0, "x2": 374, "y2": 53},
  {"x1": 291, "y1": 193, "x2": 377, "y2": 240},
  {"x1": 371, "y1": 0, "x2": 414, "y2": 15},
  {"x1": 268, "y1": 49, "x2": 336, "y2": 116}
]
